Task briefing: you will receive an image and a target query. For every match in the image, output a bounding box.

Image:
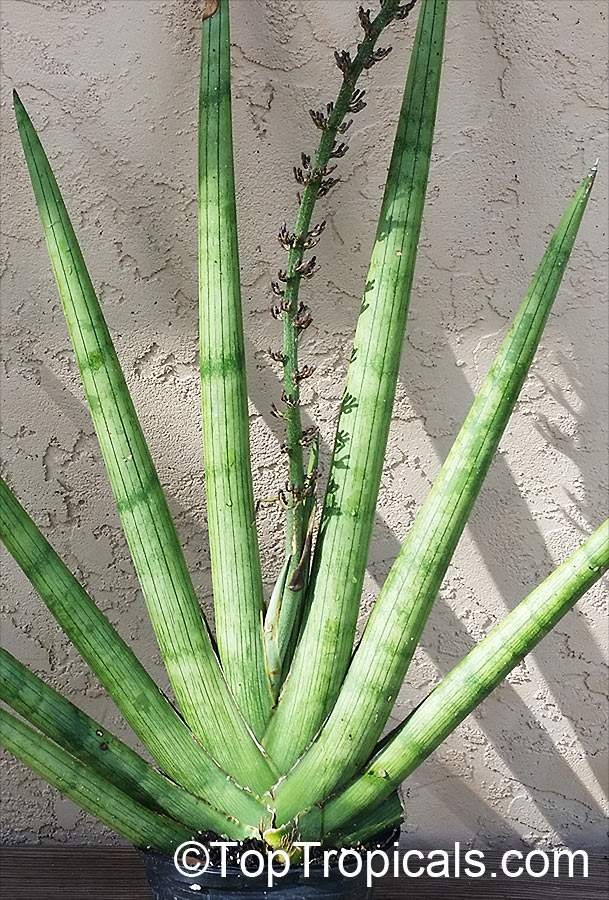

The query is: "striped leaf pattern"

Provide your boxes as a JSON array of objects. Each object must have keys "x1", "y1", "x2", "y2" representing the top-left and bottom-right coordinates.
[
  {"x1": 302, "y1": 521, "x2": 609, "y2": 837},
  {"x1": 2, "y1": 0, "x2": 605, "y2": 857},
  {"x1": 13, "y1": 90, "x2": 274, "y2": 792},
  {"x1": 271, "y1": 168, "x2": 597, "y2": 823},
  {"x1": 265, "y1": 0, "x2": 449, "y2": 769},
  {"x1": 0, "y1": 477, "x2": 266, "y2": 828},
  {"x1": 0, "y1": 649, "x2": 250, "y2": 839},
  {"x1": 0, "y1": 709, "x2": 193, "y2": 855},
  {"x1": 199, "y1": 0, "x2": 271, "y2": 737}
]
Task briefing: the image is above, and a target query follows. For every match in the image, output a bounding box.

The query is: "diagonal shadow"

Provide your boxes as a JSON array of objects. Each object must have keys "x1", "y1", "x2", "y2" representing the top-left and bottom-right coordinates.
[
  {"x1": 246, "y1": 336, "x2": 608, "y2": 847},
  {"x1": 34, "y1": 323, "x2": 606, "y2": 851}
]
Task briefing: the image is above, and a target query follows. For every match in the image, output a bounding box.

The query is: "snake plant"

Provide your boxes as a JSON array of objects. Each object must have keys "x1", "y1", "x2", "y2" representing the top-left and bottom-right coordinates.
[{"x1": 1, "y1": 0, "x2": 607, "y2": 861}]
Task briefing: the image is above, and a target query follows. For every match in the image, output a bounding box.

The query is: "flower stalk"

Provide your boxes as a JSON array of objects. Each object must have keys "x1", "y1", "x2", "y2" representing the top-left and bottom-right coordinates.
[
  {"x1": 265, "y1": 0, "x2": 447, "y2": 768},
  {"x1": 270, "y1": 0, "x2": 421, "y2": 678}
]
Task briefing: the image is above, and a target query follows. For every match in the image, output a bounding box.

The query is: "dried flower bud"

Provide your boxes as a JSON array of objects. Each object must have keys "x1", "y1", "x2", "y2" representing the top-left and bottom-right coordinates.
[
  {"x1": 303, "y1": 220, "x2": 327, "y2": 249},
  {"x1": 349, "y1": 89, "x2": 367, "y2": 114},
  {"x1": 295, "y1": 365, "x2": 316, "y2": 384},
  {"x1": 277, "y1": 269, "x2": 289, "y2": 282},
  {"x1": 278, "y1": 222, "x2": 297, "y2": 250},
  {"x1": 282, "y1": 390, "x2": 300, "y2": 409},
  {"x1": 358, "y1": 6, "x2": 372, "y2": 35},
  {"x1": 299, "y1": 425, "x2": 319, "y2": 447},
  {"x1": 394, "y1": 0, "x2": 418, "y2": 20},
  {"x1": 330, "y1": 141, "x2": 349, "y2": 159},
  {"x1": 270, "y1": 402, "x2": 284, "y2": 418},
  {"x1": 268, "y1": 349, "x2": 285, "y2": 363},
  {"x1": 304, "y1": 164, "x2": 336, "y2": 184},
  {"x1": 295, "y1": 164, "x2": 335, "y2": 187},
  {"x1": 294, "y1": 304, "x2": 313, "y2": 332},
  {"x1": 317, "y1": 177, "x2": 340, "y2": 198},
  {"x1": 363, "y1": 46, "x2": 392, "y2": 69},
  {"x1": 294, "y1": 256, "x2": 318, "y2": 279},
  {"x1": 334, "y1": 49, "x2": 352, "y2": 75},
  {"x1": 349, "y1": 99, "x2": 366, "y2": 114},
  {"x1": 309, "y1": 108, "x2": 327, "y2": 130},
  {"x1": 295, "y1": 313, "x2": 313, "y2": 332},
  {"x1": 270, "y1": 305, "x2": 283, "y2": 320},
  {"x1": 301, "y1": 152, "x2": 311, "y2": 169},
  {"x1": 338, "y1": 119, "x2": 353, "y2": 135}
]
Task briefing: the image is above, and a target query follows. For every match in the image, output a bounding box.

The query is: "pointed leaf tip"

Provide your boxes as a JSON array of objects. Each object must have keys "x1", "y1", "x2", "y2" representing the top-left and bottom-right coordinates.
[
  {"x1": 12, "y1": 90, "x2": 28, "y2": 126},
  {"x1": 583, "y1": 163, "x2": 597, "y2": 197}
]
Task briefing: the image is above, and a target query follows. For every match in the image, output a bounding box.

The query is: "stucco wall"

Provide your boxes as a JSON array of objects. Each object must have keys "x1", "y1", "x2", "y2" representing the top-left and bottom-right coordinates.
[{"x1": 1, "y1": 0, "x2": 607, "y2": 850}]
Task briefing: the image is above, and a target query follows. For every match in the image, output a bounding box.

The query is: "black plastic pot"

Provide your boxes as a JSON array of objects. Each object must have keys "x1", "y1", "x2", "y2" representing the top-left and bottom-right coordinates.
[{"x1": 139, "y1": 847, "x2": 375, "y2": 899}]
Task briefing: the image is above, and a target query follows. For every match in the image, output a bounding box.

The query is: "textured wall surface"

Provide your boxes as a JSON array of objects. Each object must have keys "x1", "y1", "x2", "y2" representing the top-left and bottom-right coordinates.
[{"x1": 1, "y1": 0, "x2": 607, "y2": 850}]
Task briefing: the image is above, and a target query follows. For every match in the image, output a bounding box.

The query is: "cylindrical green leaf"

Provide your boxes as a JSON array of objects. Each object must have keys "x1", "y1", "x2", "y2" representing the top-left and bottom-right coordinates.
[
  {"x1": 0, "y1": 709, "x2": 193, "y2": 854},
  {"x1": 323, "y1": 791, "x2": 404, "y2": 849},
  {"x1": 265, "y1": 0, "x2": 448, "y2": 770},
  {"x1": 0, "y1": 649, "x2": 250, "y2": 839},
  {"x1": 199, "y1": 0, "x2": 271, "y2": 737},
  {"x1": 272, "y1": 168, "x2": 596, "y2": 822},
  {"x1": 13, "y1": 90, "x2": 274, "y2": 791},
  {"x1": 274, "y1": 0, "x2": 407, "y2": 684},
  {"x1": 0, "y1": 477, "x2": 265, "y2": 829},
  {"x1": 306, "y1": 521, "x2": 609, "y2": 836}
]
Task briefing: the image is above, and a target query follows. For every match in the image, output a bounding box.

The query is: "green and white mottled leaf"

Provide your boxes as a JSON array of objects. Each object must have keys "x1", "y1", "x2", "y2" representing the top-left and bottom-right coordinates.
[
  {"x1": 0, "y1": 477, "x2": 265, "y2": 830},
  {"x1": 0, "y1": 649, "x2": 250, "y2": 839},
  {"x1": 13, "y1": 90, "x2": 274, "y2": 791},
  {"x1": 303, "y1": 521, "x2": 609, "y2": 836},
  {"x1": 271, "y1": 168, "x2": 596, "y2": 822},
  {"x1": 199, "y1": 0, "x2": 272, "y2": 737},
  {"x1": 0, "y1": 709, "x2": 193, "y2": 854},
  {"x1": 265, "y1": 0, "x2": 448, "y2": 770}
]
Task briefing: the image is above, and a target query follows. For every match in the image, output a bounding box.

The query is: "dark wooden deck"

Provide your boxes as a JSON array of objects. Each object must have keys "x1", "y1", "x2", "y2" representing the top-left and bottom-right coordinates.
[{"x1": 1, "y1": 847, "x2": 607, "y2": 898}]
